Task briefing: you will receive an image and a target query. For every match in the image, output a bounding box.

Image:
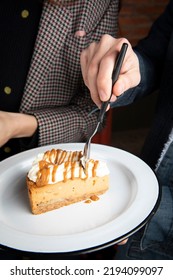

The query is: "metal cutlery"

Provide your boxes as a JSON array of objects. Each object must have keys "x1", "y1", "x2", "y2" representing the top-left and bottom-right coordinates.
[{"x1": 80, "y1": 42, "x2": 128, "y2": 170}]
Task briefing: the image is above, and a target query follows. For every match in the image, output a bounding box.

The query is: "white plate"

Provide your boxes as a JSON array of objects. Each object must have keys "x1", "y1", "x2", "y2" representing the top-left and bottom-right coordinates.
[{"x1": 0, "y1": 143, "x2": 160, "y2": 254}]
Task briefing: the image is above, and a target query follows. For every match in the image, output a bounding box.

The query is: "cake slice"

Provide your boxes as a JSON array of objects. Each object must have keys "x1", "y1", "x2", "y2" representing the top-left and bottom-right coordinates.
[{"x1": 26, "y1": 148, "x2": 109, "y2": 214}]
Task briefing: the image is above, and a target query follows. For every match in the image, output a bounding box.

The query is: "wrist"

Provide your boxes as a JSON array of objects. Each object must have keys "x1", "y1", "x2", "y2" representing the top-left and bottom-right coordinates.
[{"x1": 9, "y1": 112, "x2": 38, "y2": 139}]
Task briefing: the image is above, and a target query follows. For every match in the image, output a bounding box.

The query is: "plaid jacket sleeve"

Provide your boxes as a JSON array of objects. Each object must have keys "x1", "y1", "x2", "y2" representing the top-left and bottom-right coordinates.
[{"x1": 20, "y1": 0, "x2": 119, "y2": 147}]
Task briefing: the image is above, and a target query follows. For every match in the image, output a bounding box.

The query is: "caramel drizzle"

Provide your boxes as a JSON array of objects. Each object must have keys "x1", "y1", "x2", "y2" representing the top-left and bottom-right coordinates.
[
  {"x1": 36, "y1": 160, "x2": 51, "y2": 187},
  {"x1": 43, "y1": 149, "x2": 82, "y2": 164},
  {"x1": 36, "y1": 149, "x2": 99, "y2": 187},
  {"x1": 92, "y1": 160, "x2": 99, "y2": 177}
]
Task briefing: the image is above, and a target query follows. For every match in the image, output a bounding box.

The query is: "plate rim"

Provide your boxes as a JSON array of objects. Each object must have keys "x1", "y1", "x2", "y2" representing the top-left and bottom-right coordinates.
[{"x1": 0, "y1": 143, "x2": 161, "y2": 255}]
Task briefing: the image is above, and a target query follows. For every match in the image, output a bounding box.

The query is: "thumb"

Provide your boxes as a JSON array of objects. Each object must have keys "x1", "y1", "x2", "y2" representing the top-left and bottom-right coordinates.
[{"x1": 112, "y1": 71, "x2": 140, "y2": 97}]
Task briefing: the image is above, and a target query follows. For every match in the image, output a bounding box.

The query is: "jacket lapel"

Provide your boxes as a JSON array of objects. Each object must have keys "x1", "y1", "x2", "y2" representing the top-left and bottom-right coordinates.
[{"x1": 20, "y1": 2, "x2": 72, "y2": 111}]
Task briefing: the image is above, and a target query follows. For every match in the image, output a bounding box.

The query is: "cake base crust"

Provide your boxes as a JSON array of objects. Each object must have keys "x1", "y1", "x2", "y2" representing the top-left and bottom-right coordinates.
[{"x1": 27, "y1": 176, "x2": 109, "y2": 214}]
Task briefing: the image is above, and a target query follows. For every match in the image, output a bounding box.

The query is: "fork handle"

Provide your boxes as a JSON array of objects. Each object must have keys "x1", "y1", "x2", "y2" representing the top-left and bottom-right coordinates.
[
  {"x1": 98, "y1": 42, "x2": 128, "y2": 123},
  {"x1": 98, "y1": 101, "x2": 109, "y2": 123}
]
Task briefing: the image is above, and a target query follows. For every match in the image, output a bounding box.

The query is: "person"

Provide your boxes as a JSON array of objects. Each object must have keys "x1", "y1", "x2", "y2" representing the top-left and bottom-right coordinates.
[
  {"x1": 0, "y1": 0, "x2": 119, "y2": 161},
  {"x1": 0, "y1": 0, "x2": 119, "y2": 259},
  {"x1": 80, "y1": 0, "x2": 173, "y2": 259}
]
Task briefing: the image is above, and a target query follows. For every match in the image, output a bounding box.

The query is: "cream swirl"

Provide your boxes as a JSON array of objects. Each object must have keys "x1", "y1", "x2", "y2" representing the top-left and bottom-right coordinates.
[{"x1": 28, "y1": 149, "x2": 109, "y2": 187}]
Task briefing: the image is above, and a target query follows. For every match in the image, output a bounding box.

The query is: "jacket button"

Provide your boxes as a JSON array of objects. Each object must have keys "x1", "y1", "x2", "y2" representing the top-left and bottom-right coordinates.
[
  {"x1": 4, "y1": 86, "x2": 12, "y2": 95},
  {"x1": 21, "y1": 10, "x2": 29, "y2": 19},
  {"x1": 4, "y1": 146, "x2": 11, "y2": 153}
]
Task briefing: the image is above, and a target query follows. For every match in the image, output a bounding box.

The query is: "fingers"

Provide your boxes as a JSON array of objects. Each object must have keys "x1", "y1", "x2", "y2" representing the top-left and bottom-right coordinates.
[
  {"x1": 81, "y1": 35, "x2": 118, "y2": 107},
  {"x1": 81, "y1": 35, "x2": 116, "y2": 107},
  {"x1": 96, "y1": 48, "x2": 117, "y2": 102},
  {"x1": 80, "y1": 41, "x2": 98, "y2": 89},
  {"x1": 81, "y1": 41, "x2": 102, "y2": 107},
  {"x1": 80, "y1": 35, "x2": 140, "y2": 108},
  {"x1": 118, "y1": 239, "x2": 128, "y2": 245}
]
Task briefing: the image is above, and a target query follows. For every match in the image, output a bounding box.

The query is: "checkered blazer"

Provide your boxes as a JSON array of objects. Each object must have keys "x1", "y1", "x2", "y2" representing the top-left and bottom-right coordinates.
[{"x1": 20, "y1": 0, "x2": 119, "y2": 146}]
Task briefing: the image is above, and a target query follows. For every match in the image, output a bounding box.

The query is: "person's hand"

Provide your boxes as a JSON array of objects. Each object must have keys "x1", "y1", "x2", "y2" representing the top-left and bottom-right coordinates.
[
  {"x1": 80, "y1": 35, "x2": 141, "y2": 108},
  {"x1": 0, "y1": 111, "x2": 38, "y2": 147},
  {"x1": 118, "y1": 239, "x2": 128, "y2": 245}
]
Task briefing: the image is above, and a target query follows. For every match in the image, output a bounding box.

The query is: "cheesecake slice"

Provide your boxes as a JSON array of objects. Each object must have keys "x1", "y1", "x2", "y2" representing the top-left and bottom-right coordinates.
[{"x1": 26, "y1": 148, "x2": 109, "y2": 214}]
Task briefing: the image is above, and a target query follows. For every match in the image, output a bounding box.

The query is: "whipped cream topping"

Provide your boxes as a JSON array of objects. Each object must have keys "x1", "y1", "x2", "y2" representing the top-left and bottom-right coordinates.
[{"x1": 28, "y1": 149, "x2": 109, "y2": 187}]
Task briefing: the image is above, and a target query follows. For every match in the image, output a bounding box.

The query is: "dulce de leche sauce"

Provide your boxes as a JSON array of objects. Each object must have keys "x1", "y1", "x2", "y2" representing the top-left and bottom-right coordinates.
[{"x1": 35, "y1": 149, "x2": 99, "y2": 187}]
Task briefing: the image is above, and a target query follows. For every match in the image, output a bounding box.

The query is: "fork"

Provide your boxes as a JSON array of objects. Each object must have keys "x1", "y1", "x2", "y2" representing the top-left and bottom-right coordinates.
[{"x1": 80, "y1": 42, "x2": 128, "y2": 169}]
